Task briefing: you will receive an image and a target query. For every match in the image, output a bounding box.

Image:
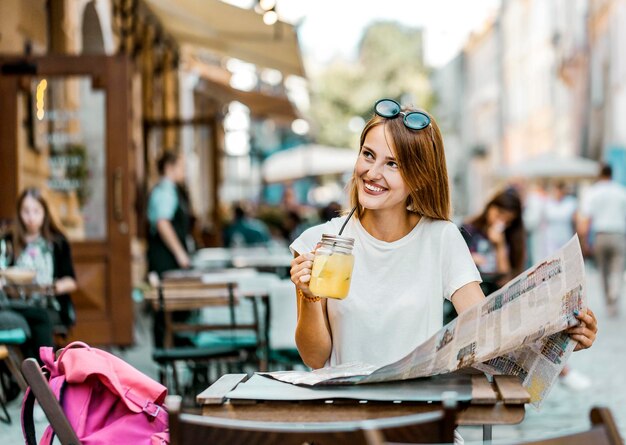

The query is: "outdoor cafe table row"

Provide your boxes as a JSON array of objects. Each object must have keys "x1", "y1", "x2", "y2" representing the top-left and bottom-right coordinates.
[
  {"x1": 196, "y1": 371, "x2": 530, "y2": 442},
  {"x1": 192, "y1": 246, "x2": 294, "y2": 277},
  {"x1": 149, "y1": 268, "x2": 286, "y2": 370}
]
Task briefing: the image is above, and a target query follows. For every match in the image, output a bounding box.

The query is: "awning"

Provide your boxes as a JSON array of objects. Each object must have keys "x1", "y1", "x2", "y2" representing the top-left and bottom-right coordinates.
[
  {"x1": 143, "y1": 0, "x2": 306, "y2": 78},
  {"x1": 262, "y1": 144, "x2": 358, "y2": 183},
  {"x1": 499, "y1": 153, "x2": 600, "y2": 180},
  {"x1": 188, "y1": 57, "x2": 298, "y2": 120},
  {"x1": 205, "y1": 79, "x2": 298, "y2": 120}
]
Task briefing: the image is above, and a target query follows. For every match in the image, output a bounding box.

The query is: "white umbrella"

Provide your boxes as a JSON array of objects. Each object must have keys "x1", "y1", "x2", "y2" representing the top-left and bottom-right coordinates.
[
  {"x1": 499, "y1": 153, "x2": 600, "y2": 180},
  {"x1": 262, "y1": 144, "x2": 358, "y2": 183}
]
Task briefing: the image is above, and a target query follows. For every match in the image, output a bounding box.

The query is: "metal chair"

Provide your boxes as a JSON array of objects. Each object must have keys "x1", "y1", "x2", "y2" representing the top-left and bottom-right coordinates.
[
  {"x1": 0, "y1": 327, "x2": 28, "y2": 424},
  {"x1": 145, "y1": 273, "x2": 261, "y2": 398},
  {"x1": 166, "y1": 393, "x2": 457, "y2": 445}
]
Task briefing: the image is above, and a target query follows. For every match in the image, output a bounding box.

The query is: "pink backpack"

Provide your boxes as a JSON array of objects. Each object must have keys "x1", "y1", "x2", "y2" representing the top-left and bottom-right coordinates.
[{"x1": 22, "y1": 341, "x2": 169, "y2": 445}]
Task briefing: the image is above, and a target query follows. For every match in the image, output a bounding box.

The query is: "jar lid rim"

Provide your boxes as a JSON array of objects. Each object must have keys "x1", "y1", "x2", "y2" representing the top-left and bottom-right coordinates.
[{"x1": 320, "y1": 234, "x2": 355, "y2": 246}]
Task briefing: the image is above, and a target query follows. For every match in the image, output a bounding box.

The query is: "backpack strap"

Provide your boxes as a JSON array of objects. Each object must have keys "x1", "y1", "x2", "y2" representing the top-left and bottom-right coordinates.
[
  {"x1": 20, "y1": 380, "x2": 59, "y2": 445},
  {"x1": 125, "y1": 389, "x2": 169, "y2": 427},
  {"x1": 21, "y1": 387, "x2": 38, "y2": 445},
  {"x1": 21, "y1": 360, "x2": 68, "y2": 445},
  {"x1": 55, "y1": 341, "x2": 91, "y2": 363}
]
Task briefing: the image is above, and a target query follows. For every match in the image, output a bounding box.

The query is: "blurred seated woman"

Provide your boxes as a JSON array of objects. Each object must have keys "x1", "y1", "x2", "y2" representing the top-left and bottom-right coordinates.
[{"x1": 1, "y1": 188, "x2": 77, "y2": 358}]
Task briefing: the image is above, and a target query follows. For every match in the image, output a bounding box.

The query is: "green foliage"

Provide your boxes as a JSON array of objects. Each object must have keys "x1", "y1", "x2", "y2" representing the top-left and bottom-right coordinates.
[{"x1": 308, "y1": 21, "x2": 434, "y2": 149}]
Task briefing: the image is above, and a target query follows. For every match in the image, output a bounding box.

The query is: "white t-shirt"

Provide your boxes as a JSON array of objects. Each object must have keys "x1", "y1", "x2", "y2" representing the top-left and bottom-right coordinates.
[
  {"x1": 544, "y1": 195, "x2": 577, "y2": 255},
  {"x1": 290, "y1": 216, "x2": 481, "y2": 368},
  {"x1": 580, "y1": 180, "x2": 626, "y2": 234}
]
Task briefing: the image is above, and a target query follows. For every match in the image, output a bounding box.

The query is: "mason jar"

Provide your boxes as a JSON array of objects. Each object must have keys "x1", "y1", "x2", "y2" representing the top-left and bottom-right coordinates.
[{"x1": 309, "y1": 234, "x2": 355, "y2": 299}]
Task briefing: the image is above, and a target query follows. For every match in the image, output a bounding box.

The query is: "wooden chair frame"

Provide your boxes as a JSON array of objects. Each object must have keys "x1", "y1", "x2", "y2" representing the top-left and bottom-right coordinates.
[
  {"x1": 166, "y1": 394, "x2": 457, "y2": 445},
  {"x1": 513, "y1": 406, "x2": 623, "y2": 445},
  {"x1": 21, "y1": 357, "x2": 82, "y2": 445},
  {"x1": 0, "y1": 337, "x2": 28, "y2": 424},
  {"x1": 145, "y1": 274, "x2": 263, "y2": 396}
]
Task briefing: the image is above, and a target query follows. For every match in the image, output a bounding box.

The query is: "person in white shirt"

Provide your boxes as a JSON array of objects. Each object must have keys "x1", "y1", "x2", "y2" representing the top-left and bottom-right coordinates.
[
  {"x1": 579, "y1": 164, "x2": 626, "y2": 317},
  {"x1": 523, "y1": 183, "x2": 549, "y2": 266},
  {"x1": 289, "y1": 98, "x2": 598, "y2": 373},
  {"x1": 525, "y1": 182, "x2": 579, "y2": 262},
  {"x1": 523, "y1": 182, "x2": 592, "y2": 390},
  {"x1": 543, "y1": 183, "x2": 579, "y2": 257}
]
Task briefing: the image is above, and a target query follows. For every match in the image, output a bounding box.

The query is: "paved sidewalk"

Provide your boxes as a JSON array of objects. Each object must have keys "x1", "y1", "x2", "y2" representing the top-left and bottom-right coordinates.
[{"x1": 2, "y1": 263, "x2": 624, "y2": 444}]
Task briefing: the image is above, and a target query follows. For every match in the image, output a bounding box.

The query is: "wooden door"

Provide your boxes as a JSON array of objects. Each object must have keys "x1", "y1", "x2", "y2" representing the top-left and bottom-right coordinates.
[{"x1": 0, "y1": 55, "x2": 134, "y2": 346}]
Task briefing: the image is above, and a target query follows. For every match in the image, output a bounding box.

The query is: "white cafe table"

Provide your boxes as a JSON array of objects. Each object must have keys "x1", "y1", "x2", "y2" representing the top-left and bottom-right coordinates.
[
  {"x1": 192, "y1": 248, "x2": 233, "y2": 269},
  {"x1": 193, "y1": 246, "x2": 293, "y2": 276}
]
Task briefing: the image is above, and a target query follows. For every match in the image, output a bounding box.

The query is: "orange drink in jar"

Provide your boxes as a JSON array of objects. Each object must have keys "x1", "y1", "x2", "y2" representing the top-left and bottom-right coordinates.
[{"x1": 309, "y1": 234, "x2": 355, "y2": 299}]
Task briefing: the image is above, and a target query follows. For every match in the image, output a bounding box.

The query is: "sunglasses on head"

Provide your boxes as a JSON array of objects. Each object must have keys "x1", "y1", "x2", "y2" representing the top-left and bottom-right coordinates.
[
  {"x1": 374, "y1": 99, "x2": 436, "y2": 150},
  {"x1": 374, "y1": 98, "x2": 431, "y2": 130}
]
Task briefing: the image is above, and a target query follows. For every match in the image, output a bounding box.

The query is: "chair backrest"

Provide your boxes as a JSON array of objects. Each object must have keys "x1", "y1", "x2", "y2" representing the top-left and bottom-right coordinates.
[
  {"x1": 146, "y1": 275, "x2": 239, "y2": 311},
  {"x1": 145, "y1": 273, "x2": 244, "y2": 348},
  {"x1": 167, "y1": 394, "x2": 456, "y2": 445},
  {"x1": 511, "y1": 407, "x2": 623, "y2": 445},
  {"x1": 21, "y1": 358, "x2": 82, "y2": 445},
  {"x1": 267, "y1": 279, "x2": 298, "y2": 350}
]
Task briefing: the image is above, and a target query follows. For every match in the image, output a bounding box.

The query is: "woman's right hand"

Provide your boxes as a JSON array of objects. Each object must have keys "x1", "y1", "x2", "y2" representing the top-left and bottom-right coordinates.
[
  {"x1": 487, "y1": 221, "x2": 506, "y2": 246},
  {"x1": 290, "y1": 252, "x2": 316, "y2": 297}
]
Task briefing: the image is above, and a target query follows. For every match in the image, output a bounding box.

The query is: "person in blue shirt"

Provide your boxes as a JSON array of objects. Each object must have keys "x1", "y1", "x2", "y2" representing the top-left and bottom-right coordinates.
[
  {"x1": 223, "y1": 203, "x2": 271, "y2": 247},
  {"x1": 146, "y1": 151, "x2": 193, "y2": 348},
  {"x1": 146, "y1": 151, "x2": 191, "y2": 276}
]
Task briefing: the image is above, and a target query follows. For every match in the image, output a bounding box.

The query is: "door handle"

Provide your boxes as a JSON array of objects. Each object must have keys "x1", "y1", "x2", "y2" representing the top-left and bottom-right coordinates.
[{"x1": 113, "y1": 167, "x2": 123, "y2": 221}]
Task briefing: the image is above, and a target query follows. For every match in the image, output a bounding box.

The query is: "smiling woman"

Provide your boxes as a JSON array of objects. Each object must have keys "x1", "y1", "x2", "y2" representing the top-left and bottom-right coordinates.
[
  {"x1": 288, "y1": 99, "x2": 484, "y2": 370},
  {"x1": 356, "y1": 126, "x2": 412, "y2": 217},
  {"x1": 286, "y1": 98, "x2": 597, "y2": 376}
]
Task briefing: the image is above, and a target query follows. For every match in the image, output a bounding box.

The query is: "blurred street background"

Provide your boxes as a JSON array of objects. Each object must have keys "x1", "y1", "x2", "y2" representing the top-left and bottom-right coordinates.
[{"x1": 1, "y1": 0, "x2": 625, "y2": 442}]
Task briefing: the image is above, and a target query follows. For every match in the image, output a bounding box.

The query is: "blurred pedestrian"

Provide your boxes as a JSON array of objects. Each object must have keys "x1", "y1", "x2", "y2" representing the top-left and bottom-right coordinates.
[
  {"x1": 465, "y1": 185, "x2": 591, "y2": 390},
  {"x1": 223, "y1": 202, "x2": 271, "y2": 247},
  {"x1": 176, "y1": 182, "x2": 198, "y2": 254},
  {"x1": 319, "y1": 201, "x2": 342, "y2": 222},
  {"x1": 146, "y1": 150, "x2": 192, "y2": 348},
  {"x1": 523, "y1": 182, "x2": 548, "y2": 266},
  {"x1": 525, "y1": 182, "x2": 580, "y2": 263},
  {"x1": 543, "y1": 182, "x2": 579, "y2": 256},
  {"x1": 146, "y1": 150, "x2": 191, "y2": 276},
  {"x1": 578, "y1": 164, "x2": 626, "y2": 317},
  {"x1": 1, "y1": 187, "x2": 77, "y2": 358},
  {"x1": 543, "y1": 183, "x2": 592, "y2": 389},
  {"x1": 460, "y1": 187, "x2": 526, "y2": 296}
]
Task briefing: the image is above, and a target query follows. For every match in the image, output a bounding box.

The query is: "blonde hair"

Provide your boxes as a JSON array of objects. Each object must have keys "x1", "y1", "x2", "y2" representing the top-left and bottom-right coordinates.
[{"x1": 348, "y1": 109, "x2": 450, "y2": 221}]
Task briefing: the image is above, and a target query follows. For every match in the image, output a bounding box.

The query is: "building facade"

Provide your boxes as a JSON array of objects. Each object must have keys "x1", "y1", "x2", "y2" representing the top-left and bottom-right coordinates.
[
  {"x1": 431, "y1": 0, "x2": 622, "y2": 215},
  {"x1": 0, "y1": 0, "x2": 305, "y2": 345}
]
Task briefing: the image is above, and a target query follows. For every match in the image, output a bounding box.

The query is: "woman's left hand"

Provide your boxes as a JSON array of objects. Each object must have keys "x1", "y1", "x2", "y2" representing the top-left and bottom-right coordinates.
[{"x1": 567, "y1": 308, "x2": 598, "y2": 351}]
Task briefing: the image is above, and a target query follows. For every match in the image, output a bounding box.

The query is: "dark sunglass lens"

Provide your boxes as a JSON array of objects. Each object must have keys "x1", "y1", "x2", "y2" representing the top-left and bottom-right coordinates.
[
  {"x1": 375, "y1": 99, "x2": 401, "y2": 118},
  {"x1": 404, "y1": 112, "x2": 430, "y2": 130}
]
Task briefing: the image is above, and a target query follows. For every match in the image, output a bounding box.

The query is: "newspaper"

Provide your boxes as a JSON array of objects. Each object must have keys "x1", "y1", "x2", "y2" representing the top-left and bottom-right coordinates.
[{"x1": 264, "y1": 235, "x2": 586, "y2": 407}]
